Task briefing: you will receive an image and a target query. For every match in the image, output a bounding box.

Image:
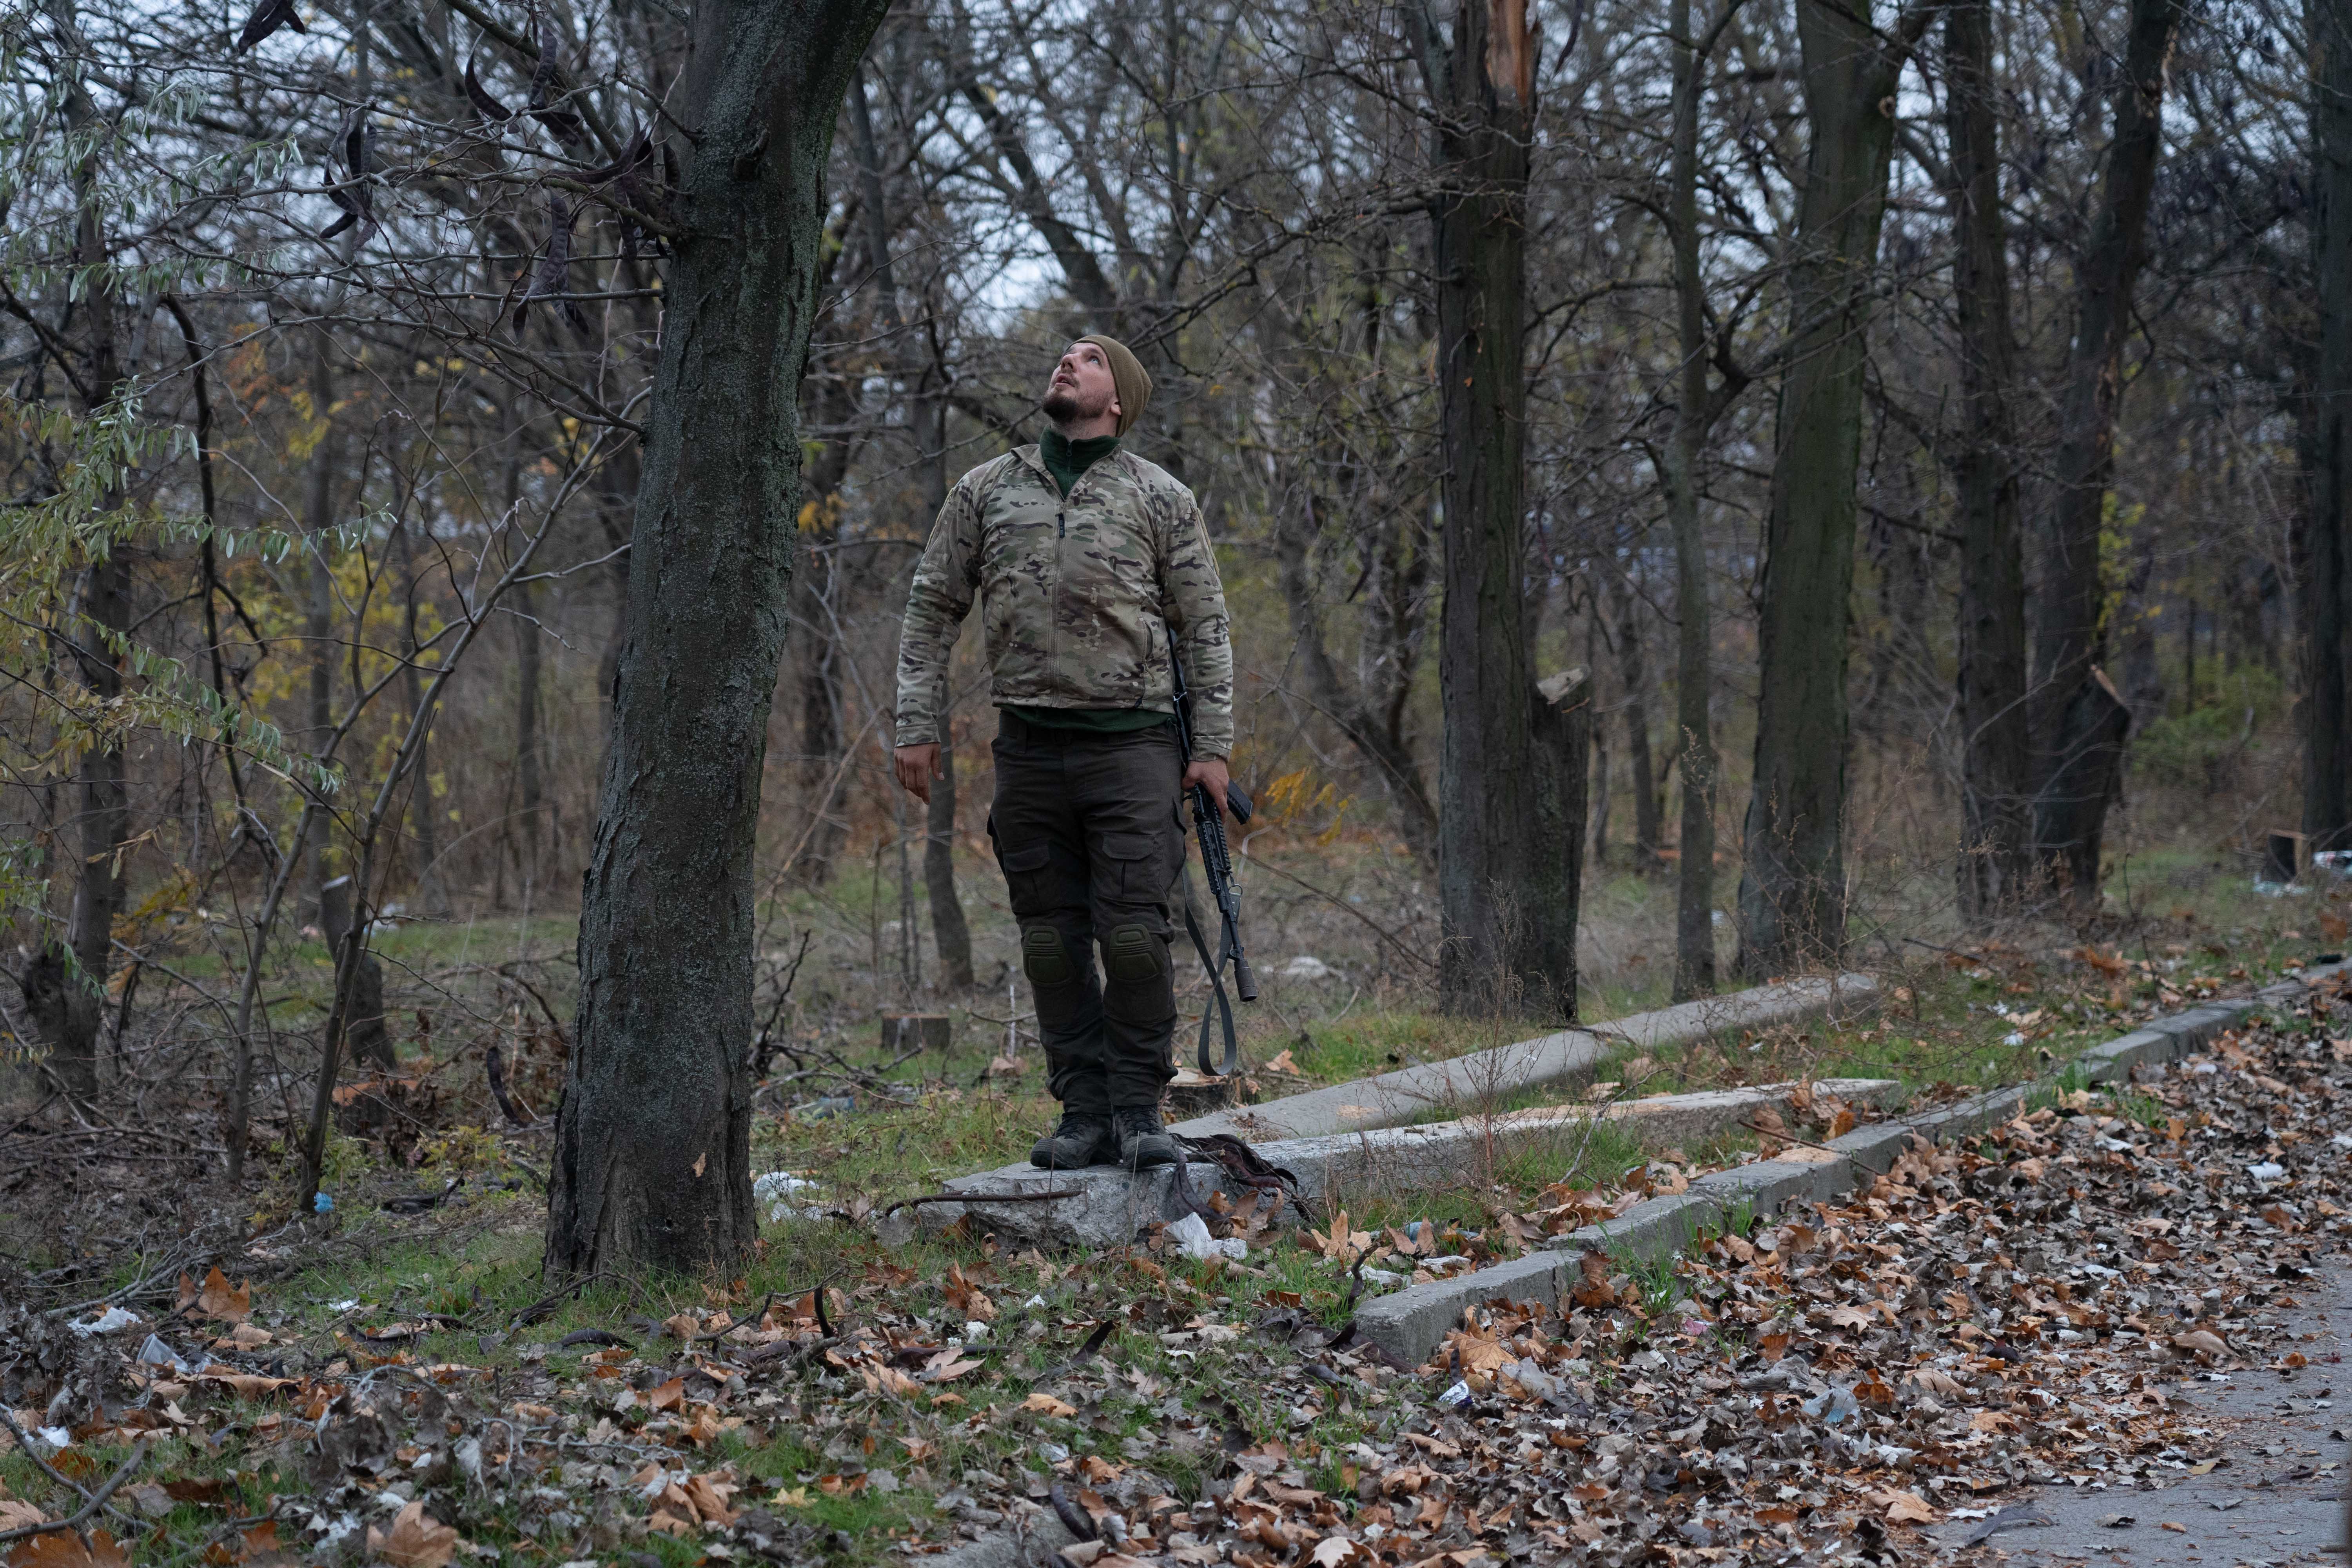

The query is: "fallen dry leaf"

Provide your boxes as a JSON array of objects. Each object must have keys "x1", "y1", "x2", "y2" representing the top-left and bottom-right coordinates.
[
  {"x1": 365, "y1": 1501, "x2": 456, "y2": 1568},
  {"x1": 1022, "y1": 1393, "x2": 1077, "y2": 1418},
  {"x1": 5, "y1": 1530, "x2": 131, "y2": 1568},
  {"x1": 192, "y1": 1365, "x2": 297, "y2": 1399},
  {"x1": 944, "y1": 1265, "x2": 996, "y2": 1323},
  {"x1": 178, "y1": 1266, "x2": 251, "y2": 1323}
]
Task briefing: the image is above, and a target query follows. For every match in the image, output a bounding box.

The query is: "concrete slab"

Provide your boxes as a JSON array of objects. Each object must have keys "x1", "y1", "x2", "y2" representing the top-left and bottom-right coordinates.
[
  {"x1": 1171, "y1": 972, "x2": 1878, "y2": 1143},
  {"x1": 914, "y1": 1160, "x2": 1227, "y2": 1249}
]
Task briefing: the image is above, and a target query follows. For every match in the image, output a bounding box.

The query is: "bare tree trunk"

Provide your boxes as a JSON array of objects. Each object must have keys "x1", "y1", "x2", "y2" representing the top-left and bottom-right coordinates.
[
  {"x1": 1735, "y1": 0, "x2": 1926, "y2": 977},
  {"x1": 394, "y1": 517, "x2": 451, "y2": 919},
  {"x1": 2306, "y1": 0, "x2": 2352, "y2": 849},
  {"x1": 1947, "y1": 0, "x2": 2033, "y2": 927},
  {"x1": 302, "y1": 336, "x2": 340, "y2": 927},
  {"x1": 1664, "y1": 0, "x2": 1748, "y2": 997},
  {"x1": 546, "y1": 0, "x2": 895, "y2": 1278},
  {"x1": 2029, "y1": 0, "x2": 2187, "y2": 908},
  {"x1": 1586, "y1": 601, "x2": 1611, "y2": 869},
  {"x1": 1608, "y1": 566, "x2": 1662, "y2": 872},
  {"x1": 26, "y1": 2, "x2": 129, "y2": 1098},
  {"x1": 514, "y1": 575, "x2": 545, "y2": 890},
  {"x1": 1414, "y1": 0, "x2": 1575, "y2": 1017}
]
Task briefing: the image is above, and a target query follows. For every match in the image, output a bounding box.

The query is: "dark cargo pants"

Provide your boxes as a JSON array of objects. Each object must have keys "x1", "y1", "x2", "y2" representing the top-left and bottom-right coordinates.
[{"x1": 989, "y1": 711, "x2": 1184, "y2": 1113}]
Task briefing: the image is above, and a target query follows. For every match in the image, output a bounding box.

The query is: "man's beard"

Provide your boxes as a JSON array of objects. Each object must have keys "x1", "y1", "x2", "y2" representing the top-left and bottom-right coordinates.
[{"x1": 1042, "y1": 382, "x2": 1112, "y2": 425}]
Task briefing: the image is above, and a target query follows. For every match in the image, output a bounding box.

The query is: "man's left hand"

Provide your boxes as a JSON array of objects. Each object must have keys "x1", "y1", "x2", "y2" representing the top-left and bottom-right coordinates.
[{"x1": 1184, "y1": 756, "x2": 1233, "y2": 817}]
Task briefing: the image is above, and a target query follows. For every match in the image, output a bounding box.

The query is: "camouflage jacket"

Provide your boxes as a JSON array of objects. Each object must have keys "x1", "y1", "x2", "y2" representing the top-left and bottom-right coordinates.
[{"x1": 894, "y1": 444, "x2": 1234, "y2": 756}]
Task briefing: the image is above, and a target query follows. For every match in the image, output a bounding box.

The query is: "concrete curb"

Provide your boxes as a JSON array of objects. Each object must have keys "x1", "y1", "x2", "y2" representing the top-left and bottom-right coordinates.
[
  {"x1": 1351, "y1": 964, "x2": 2338, "y2": 1368},
  {"x1": 1234, "y1": 1077, "x2": 1903, "y2": 1219},
  {"x1": 1169, "y1": 972, "x2": 1877, "y2": 1144}
]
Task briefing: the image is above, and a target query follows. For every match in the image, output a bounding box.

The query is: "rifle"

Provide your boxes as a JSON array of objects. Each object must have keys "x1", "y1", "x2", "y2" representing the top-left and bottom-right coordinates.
[{"x1": 1172, "y1": 657, "x2": 1255, "y2": 1076}]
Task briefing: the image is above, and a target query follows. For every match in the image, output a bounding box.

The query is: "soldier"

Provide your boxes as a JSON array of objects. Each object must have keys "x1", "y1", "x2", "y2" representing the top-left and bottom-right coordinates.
[{"x1": 891, "y1": 335, "x2": 1234, "y2": 1172}]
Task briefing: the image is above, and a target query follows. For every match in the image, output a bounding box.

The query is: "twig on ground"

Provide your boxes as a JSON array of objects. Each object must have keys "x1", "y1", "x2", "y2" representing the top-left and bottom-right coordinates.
[
  {"x1": 1902, "y1": 935, "x2": 1992, "y2": 965},
  {"x1": 881, "y1": 1187, "x2": 1079, "y2": 1219},
  {"x1": 0, "y1": 1405, "x2": 97, "y2": 1508},
  {"x1": 0, "y1": 1438, "x2": 148, "y2": 1547}
]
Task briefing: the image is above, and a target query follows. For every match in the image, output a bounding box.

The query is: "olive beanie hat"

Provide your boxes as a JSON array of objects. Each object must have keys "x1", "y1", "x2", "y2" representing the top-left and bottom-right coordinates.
[{"x1": 1076, "y1": 333, "x2": 1152, "y2": 437}]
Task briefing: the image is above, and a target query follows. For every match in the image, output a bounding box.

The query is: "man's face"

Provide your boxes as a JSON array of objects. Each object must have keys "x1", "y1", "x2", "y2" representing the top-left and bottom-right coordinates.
[{"x1": 1041, "y1": 341, "x2": 1119, "y2": 426}]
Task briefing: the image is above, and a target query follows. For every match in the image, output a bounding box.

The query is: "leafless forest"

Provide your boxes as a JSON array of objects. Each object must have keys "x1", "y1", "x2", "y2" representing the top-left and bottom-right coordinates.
[{"x1": 0, "y1": 0, "x2": 2343, "y2": 1263}]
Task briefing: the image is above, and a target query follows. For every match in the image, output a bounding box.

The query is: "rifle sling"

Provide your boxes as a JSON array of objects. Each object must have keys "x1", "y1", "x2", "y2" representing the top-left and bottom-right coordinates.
[{"x1": 1182, "y1": 880, "x2": 1241, "y2": 1078}]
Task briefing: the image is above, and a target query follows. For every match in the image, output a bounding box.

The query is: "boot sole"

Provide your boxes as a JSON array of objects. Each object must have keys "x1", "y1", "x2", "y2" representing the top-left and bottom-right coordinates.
[{"x1": 1031, "y1": 1143, "x2": 1119, "y2": 1169}]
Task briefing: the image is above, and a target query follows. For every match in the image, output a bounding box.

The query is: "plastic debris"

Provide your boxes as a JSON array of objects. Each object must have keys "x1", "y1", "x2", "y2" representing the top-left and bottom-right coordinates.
[
  {"x1": 1436, "y1": 1379, "x2": 1472, "y2": 1408},
  {"x1": 314, "y1": 1191, "x2": 334, "y2": 1213},
  {"x1": 69, "y1": 1306, "x2": 138, "y2": 1337},
  {"x1": 136, "y1": 1334, "x2": 193, "y2": 1374},
  {"x1": 1279, "y1": 955, "x2": 1336, "y2": 981},
  {"x1": 2247, "y1": 1161, "x2": 2287, "y2": 1181},
  {"x1": 1801, "y1": 1385, "x2": 1860, "y2": 1425},
  {"x1": 1165, "y1": 1210, "x2": 1249, "y2": 1261},
  {"x1": 754, "y1": 1171, "x2": 825, "y2": 1223}
]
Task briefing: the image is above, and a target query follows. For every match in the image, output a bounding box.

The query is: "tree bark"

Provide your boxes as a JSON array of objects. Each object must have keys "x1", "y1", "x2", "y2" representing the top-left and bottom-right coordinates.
[
  {"x1": 513, "y1": 574, "x2": 545, "y2": 890},
  {"x1": 302, "y1": 336, "x2": 340, "y2": 927},
  {"x1": 2028, "y1": 0, "x2": 2187, "y2": 907},
  {"x1": 1608, "y1": 567, "x2": 1661, "y2": 873},
  {"x1": 1946, "y1": 0, "x2": 2033, "y2": 925},
  {"x1": 2305, "y1": 0, "x2": 2352, "y2": 850},
  {"x1": 1586, "y1": 604, "x2": 1610, "y2": 869},
  {"x1": 48, "y1": 555, "x2": 128, "y2": 1099},
  {"x1": 545, "y1": 0, "x2": 895, "y2": 1279},
  {"x1": 32, "y1": 0, "x2": 129, "y2": 1098},
  {"x1": 394, "y1": 517, "x2": 451, "y2": 919},
  {"x1": 1414, "y1": 0, "x2": 1573, "y2": 1017},
  {"x1": 1663, "y1": 0, "x2": 1750, "y2": 997},
  {"x1": 1735, "y1": 0, "x2": 1924, "y2": 977}
]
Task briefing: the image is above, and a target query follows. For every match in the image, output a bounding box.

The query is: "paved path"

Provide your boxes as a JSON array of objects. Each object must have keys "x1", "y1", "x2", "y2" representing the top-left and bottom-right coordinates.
[{"x1": 1940, "y1": 1265, "x2": 2350, "y2": 1564}]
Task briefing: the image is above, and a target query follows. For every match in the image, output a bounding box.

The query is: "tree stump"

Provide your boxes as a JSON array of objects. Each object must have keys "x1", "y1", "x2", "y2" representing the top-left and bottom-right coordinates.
[{"x1": 1163, "y1": 1066, "x2": 1233, "y2": 1119}]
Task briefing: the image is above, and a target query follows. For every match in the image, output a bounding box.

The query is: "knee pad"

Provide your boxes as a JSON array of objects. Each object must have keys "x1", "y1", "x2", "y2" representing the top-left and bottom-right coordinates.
[
  {"x1": 1022, "y1": 924, "x2": 1077, "y2": 988},
  {"x1": 1104, "y1": 923, "x2": 1165, "y2": 985},
  {"x1": 1101, "y1": 923, "x2": 1174, "y2": 1024}
]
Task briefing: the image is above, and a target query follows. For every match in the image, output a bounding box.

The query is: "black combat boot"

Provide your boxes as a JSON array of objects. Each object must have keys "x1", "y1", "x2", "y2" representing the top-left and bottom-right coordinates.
[
  {"x1": 1114, "y1": 1105, "x2": 1179, "y2": 1169},
  {"x1": 1030, "y1": 1110, "x2": 1117, "y2": 1170}
]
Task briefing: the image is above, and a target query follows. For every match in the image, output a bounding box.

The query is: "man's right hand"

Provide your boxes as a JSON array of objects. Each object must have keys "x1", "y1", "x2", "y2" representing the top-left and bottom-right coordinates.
[{"x1": 894, "y1": 743, "x2": 943, "y2": 804}]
